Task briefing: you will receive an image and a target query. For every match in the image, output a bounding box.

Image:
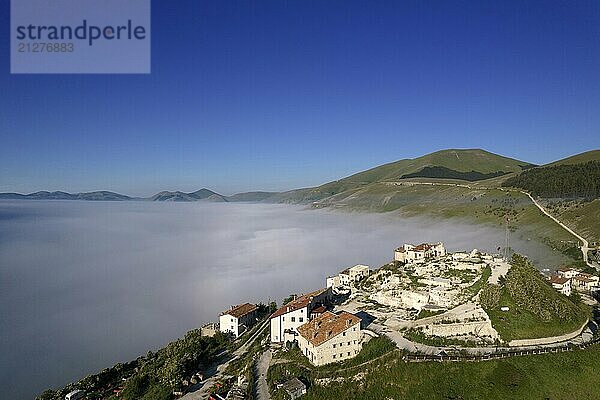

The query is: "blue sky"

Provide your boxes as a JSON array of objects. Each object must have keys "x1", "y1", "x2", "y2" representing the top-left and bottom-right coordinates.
[{"x1": 1, "y1": 0, "x2": 599, "y2": 196}]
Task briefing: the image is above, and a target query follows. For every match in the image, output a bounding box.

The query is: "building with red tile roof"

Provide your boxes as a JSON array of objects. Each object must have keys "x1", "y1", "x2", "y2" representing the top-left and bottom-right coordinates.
[
  {"x1": 297, "y1": 311, "x2": 362, "y2": 366},
  {"x1": 270, "y1": 287, "x2": 332, "y2": 343}
]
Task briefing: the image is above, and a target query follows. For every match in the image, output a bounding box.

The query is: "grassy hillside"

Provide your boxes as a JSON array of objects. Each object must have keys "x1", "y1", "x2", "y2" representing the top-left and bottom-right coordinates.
[
  {"x1": 276, "y1": 149, "x2": 534, "y2": 205},
  {"x1": 502, "y1": 161, "x2": 600, "y2": 198},
  {"x1": 294, "y1": 182, "x2": 574, "y2": 264},
  {"x1": 273, "y1": 343, "x2": 600, "y2": 400},
  {"x1": 340, "y1": 149, "x2": 533, "y2": 184},
  {"x1": 481, "y1": 254, "x2": 588, "y2": 341},
  {"x1": 545, "y1": 199, "x2": 600, "y2": 243},
  {"x1": 270, "y1": 149, "x2": 599, "y2": 265},
  {"x1": 226, "y1": 191, "x2": 279, "y2": 202},
  {"x1": 547, "y1": 149, "x2": 600, "y2": 167},
  {"x1": 37, "y1": 331, "x2": 229, "y2": 400}
]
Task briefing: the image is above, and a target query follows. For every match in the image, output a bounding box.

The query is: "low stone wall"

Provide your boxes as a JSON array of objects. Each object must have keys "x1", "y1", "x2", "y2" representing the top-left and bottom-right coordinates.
[
  {"x1": 508, "y1": 320, "x2": 589, "y2": 347},
  {"x1": 425, "y1": 321, "x2": 497, "y2": 339}
]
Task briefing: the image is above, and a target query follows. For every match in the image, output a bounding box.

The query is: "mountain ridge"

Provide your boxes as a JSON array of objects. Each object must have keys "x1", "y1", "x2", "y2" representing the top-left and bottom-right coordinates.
[{"x1": 1, "y1": 148, "x2": 597, "y2": 203}]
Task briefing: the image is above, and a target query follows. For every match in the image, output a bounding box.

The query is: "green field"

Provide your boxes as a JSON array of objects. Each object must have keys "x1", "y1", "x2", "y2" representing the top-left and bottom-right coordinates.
[
  {"x1": 281, "y1": 344, "x2": 600, "y2": 400},
  {"x1": 482, "y1": 255, "x2": 589, "y2": 341},
  {"x1": 486, "y1": 290, "x2": 588, "y2": 342},
  {"x1": 546, "y1": 199, "x2": 600, "y2": 243}
]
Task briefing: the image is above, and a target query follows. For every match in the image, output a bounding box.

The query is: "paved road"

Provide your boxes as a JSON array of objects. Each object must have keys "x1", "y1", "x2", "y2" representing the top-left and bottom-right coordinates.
[
  {"x1": 254, "y1": 350, "x2": 272, "y2": 400},
  {"x1": 370, "y1": 320, "x2": 597, "y2": 357},
  {"x1": 182, "y1": 318, "x2": 270, "y2": 400}
]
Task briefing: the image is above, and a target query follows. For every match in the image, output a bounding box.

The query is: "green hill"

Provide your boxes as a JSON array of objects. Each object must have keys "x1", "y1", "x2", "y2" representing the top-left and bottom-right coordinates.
[
  {"x1": 546, "y1": 149, "x2": 600, "y2": 167},
  {"x1": 502, "y1": 161, "x2": 600, "y2": 199},
  {"x1": 334, "y1": 148, "x2": 532, "y2": 185},
  {"x1": 226, "y1": 191, "x2": 279, "y2": 202},
  {"x1": 280, "y1": 149, "x2": 534, "y2": 204},
  {"x1": 482, "y1": 254, "x2": 588, "y2": 341}
]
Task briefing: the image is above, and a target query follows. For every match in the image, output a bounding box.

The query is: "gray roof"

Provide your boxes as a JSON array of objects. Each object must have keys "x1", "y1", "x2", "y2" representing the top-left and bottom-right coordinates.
[{"x1": 283, "y1": 377, "x2": 306, "y2": 392}]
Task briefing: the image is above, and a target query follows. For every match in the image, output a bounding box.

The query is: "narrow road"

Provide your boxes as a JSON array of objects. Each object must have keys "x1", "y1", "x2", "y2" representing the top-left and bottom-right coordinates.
[
  {"x1": 370, "y1": 320, "x2": 596, "y2": 356},
  {"x1": 390, "y1": 181, "x2": 595, "y2": 270},
  {"x1": 254, "y1": 349, "x2": 272, "y2": 400},
  {"x1": 521, "y1": 191, "x2": 592, "y2": 268},
  {"x1": 182, "y1": 317, "x2": 270, "y2": 400}
]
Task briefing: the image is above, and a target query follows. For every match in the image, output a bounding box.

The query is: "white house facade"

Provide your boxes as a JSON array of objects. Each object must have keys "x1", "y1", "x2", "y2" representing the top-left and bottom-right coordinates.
[
  {"x1": 219, "y1": 303, "x2": 258, "y2": 338},
  {"x1": 549, "y1": 276, "x2": 572, "y2": 296},
  {"x1": 395, "y1": 242, "x2": 446, "y2": 263},
  {"x1": 270, "y1": 288, "x2": 332, "y2": 343},
  {"x1": 327, "y1": 265, "x2": 370, "y2": 290}
]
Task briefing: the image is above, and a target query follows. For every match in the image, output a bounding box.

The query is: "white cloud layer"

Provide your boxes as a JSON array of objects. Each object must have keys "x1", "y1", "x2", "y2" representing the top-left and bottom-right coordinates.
[{"x1": 0, "y1": 200, "x2": 566, "y2": 399}]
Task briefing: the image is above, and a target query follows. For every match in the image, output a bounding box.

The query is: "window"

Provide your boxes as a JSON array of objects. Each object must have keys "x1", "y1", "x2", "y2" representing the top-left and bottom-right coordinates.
[
  {"x1": 353, "y1": 340, "x2": 356, "y2": 344},
  {"x1": 347, "y1": 352, "x2": 351, "y2": 356},
  {"x1": 282, "y1": 317, "x2": 284, "y2": 321},
  {"x1": 231, "y1": 318, "x2": 234, "y2": 322},
  {"x1": 342, "y1": 332, "x2": 346, "y2": 336},
  {"x1": 348, "y1": 342, "x2": 351, "y2": 346},
  {"x1": 353, "y1": 327, "x2": 357, "y2": 331},
  {"x1": 333, "y1": 354, "x2": 336, "y2": 359},
  {"x1": 299, "y1": 317, "x2": 304, "y2": 322},
  {"x1": 333, "y1": 344, "x2": 336, "y2": 348}
]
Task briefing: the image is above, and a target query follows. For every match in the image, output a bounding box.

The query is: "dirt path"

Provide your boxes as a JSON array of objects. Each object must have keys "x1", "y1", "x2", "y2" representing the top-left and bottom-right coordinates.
[
  {"x1": 389, "y1": 181, "x2": 595, "y2": 270},
  {"x1": 521, "y1": 190, "x2": 593, "y2": 268}
]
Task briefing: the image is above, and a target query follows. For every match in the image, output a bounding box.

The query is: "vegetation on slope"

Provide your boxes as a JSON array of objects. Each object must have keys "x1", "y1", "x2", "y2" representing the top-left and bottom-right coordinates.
[
  {"x1": 341, "y1": 149, "x2": 532, "y2": 184},
  {"x1": 502, "y1": 161, "x2": 600, "y2": 199},
  {"x1": 269, "y1": 337, "x2": 397, "y2": 400},
  {"x1": 37, "y1": 331, "x2": 229, "y2": 400},
  {"x1": 544, "y1": 198, "x2": 600, "y2": 243},
  {"x1": 275, "y1": 149, "x2": 533, "y2": 204},
  {"x1": 400, "y1": 166, "x2": 508, "y2": 181},
  {"x1": 281, "y1": 343, "x2": 600, "y2": 400},
  {"x1": 482, "y1": 254, "x2": 588, "y2": 341},
  {"x1": 546, "y1": 149, "x2": 600, "y2": 167}
]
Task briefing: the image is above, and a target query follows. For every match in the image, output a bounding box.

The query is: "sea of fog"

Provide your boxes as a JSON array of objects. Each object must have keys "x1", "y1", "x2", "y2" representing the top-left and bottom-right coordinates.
[{"x1": 0, "y1": 200, "x2": 567, "y2": 399}]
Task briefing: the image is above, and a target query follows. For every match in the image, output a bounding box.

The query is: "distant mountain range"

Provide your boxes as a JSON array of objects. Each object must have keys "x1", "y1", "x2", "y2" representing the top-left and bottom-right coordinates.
[
  {"x1": 0, "y1": 190, "x2": 133, "y2": 201},
  {"x1": 1, "y1": 149, "x2": 598, "y2": 203}
]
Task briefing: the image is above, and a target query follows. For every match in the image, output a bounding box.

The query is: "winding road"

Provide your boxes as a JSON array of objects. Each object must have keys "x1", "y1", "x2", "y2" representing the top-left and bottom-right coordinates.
[
  {"x1": 521, "y1": 190, "x2": 592, "y2": 267},
  {"x1": 390, "y1": 181, "x2": 595, "y2": 270}
]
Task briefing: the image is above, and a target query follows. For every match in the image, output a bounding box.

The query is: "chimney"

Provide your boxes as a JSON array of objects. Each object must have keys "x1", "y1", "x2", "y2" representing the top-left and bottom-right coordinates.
[{"x1": 346, "y1": 319, "x2": 351, "y2": 327}]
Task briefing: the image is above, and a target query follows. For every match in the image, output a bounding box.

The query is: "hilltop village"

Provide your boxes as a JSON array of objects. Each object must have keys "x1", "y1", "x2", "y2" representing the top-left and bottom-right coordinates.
[
  {"x1": 202, "y1": 241, "x2": 598, "y2": 399},
  {"x1": 218, "y1": 245, "x2": 494, "y2": 362},
  {"x1": 44, "y1": 241, "x2": 599, "y2": 400},
  {"x1": 219, "y1": 241, "x2": 511, "y2": 359}
]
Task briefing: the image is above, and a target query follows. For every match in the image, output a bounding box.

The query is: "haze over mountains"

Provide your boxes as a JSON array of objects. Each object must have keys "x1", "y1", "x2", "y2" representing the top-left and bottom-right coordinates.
[{"x1": 1, "y1": 149, "x2": 598, "y2": 202}]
